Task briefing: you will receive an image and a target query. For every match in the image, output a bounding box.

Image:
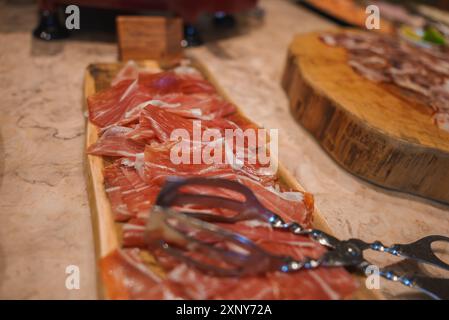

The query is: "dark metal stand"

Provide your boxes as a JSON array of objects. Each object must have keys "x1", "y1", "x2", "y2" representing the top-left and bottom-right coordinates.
[
  {"x1": 33, "y1": 9, "x2": 69, "y2": 41},
  {"x1": 213, "y1": 12, "x2": 236, "y2": 28},
  {"x1": 183, "y1": 24, "x2": 203, "y2": 47}
]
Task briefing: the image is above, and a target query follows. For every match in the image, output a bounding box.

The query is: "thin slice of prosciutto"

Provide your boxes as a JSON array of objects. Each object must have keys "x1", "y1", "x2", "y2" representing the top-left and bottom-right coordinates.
[{"x1": 321, "y1": 31, "x2": 449, "y2": 132}]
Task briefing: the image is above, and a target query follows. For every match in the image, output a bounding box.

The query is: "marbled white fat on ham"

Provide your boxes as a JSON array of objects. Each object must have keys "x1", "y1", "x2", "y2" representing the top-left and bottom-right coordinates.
[{"x1": 87, "y1": 62, "x2": 358, "y2": 300}]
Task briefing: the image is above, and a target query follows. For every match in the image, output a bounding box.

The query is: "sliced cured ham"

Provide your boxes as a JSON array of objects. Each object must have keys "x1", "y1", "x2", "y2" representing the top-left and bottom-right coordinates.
[
  {"x1": 119, "y1": 166, "x2": 160, "y2": 215},
  {"x1": 111, "y1": 61, "x2": 141, "y2": 87},
  {"x1": 89, "y1": 103, "x2": 243, "y2": 159},
  {"x1": 141, "y1": 140, "x2": 278, "y2": 188},
  {"x1": 88, "y1": 79, "x2": 138, "y2": 128},
  {"x1": 321, "y1": 31, "x2": 449, "y2": 132},
  {"x1": 103, "y1": 163, "x2": 133, "y2": 222},
  {"x1": 103, "y1": 162, "x2": 160, "y2": 221},
  {"x1": 101, "y1": 249, "x2": 172, "y2": 299},
  {"x1": 139, "y1": 107, "x2": 242, "y2": 144},
  {"x1": 102, "y1": 225, "x2": 358, "y2": 300},
  {"x1": 87, "y1": 126, "x2": 146, "y2": 158},
  {"x1": 151, "y1": 93, "x2": 236, "y2": 120},
  {"x1": 89, "y1": 63, "x2": 357, "y2": 300},
  {"x1": 88, "y1": 71, "x2": 220, "y2": 128},
  {"x1": 240, "y1": 176, "x2": 314, "y2": 226},
  {"x1": 138, "y1": 71, "x2": 216, "y2": 95},
  {"x1": 121, "y1": 177, "x2": 313, "y2": 249}
]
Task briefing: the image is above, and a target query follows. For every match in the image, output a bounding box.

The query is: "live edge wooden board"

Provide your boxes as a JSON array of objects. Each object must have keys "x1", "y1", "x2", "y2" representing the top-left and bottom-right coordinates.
[
  {"x1": 84, "y1": 60, "x2": 379, "y2": 300},
  {"x1": 282, "y1": 31, "x2": 449, "y2": 205}
]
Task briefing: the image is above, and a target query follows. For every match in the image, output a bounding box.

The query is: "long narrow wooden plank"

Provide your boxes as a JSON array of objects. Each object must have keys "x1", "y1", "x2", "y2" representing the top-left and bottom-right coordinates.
[
  {"x1": 84, "y1": 69, "x2": 117, "y2": 299},
  {"x1": 84, "y1": 60, "x2": 380, "y2": 300}
]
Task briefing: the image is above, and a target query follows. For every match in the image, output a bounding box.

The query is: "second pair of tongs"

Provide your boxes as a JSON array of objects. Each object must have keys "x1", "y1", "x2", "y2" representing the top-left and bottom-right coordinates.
[{"x1": 145, "y1": 177, "x2": 449, "y2": 300}]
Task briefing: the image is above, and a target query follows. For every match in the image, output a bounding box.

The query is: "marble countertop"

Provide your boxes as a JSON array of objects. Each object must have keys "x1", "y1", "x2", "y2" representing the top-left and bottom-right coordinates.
[{"x1": 0, "y1": 0, "x2": 448, "y2": 299}]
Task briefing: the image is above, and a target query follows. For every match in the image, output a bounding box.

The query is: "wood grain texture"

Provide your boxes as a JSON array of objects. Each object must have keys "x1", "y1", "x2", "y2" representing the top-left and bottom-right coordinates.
[
  {"x1": 117, "y1": 16, "x2": 183, "y2": 63},
  {"x1": 84, "y1": 61, "x2": 161, "y2": 299},
  {"x1": 84, "y1": 60, "x2": 380, "y2": 300},
  {"x1": 282, "y1": 31, "x2": 449, "y2": 205}
]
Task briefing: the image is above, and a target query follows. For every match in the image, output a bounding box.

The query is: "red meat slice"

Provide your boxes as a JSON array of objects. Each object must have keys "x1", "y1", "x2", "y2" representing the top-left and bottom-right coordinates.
[
  {"x1": 113, "y1": 93, "x2": 237, "y2": 132},
  {"x1": 151, "y1": 93, "x2": 236, "y2": 120},
  {"x1": 111, "y1": 61, "x2": 140, "y2": 87},
  {"x1": 143, "y1": 140, "x2": 236, "y2": 185},
  {"x1": 240, "y1": 177, "x2": 314, "y2": 226},
  {"x1": 139, "y1": 141, "x2": 307, "y2": 225},
  {"x1": 121, "y1": 180, "x2": 313, "y2": 249},
  {"x1": 87, "y1": 126, "x2": 146, "y2": 158},
  {"x1": 119, "y1": 166, "x2": 160, "y2": 216},
  {"x1": 161, "y1": 224, "x2": 357, "y2": 299},
  {"x1": 164, "y1": 263, "x2": 357, "y2": 300},
  {"x1": 88, "y1": 71, "x2": 218, "y2": 128},
  {"x1": 139, "y1": 106, "x2": 241, "y2": 143},
  {"x1": 122, "y1": 223, "x2": 146, "y2": 248},
  {"x1": 88, "y1": 79, "x2": 138, "y2": 128},
  {"x1": 101, "y1": 249, "x2": 184, "y2": 300},
  {"x1": 138, "y1": 71, "x2": 216, "y2": 95},
  {"x1": 103, "y1": 162, "x2": 160, "y2": 222},
  {"x1": 103, "y1": 163, "x2": 133, "y2": 222},
  {"x1": 125, "y1": 124, "x2": 156, "y2": 145},
  {"x1": 102, "y1": 227, "x2": 358, "y2": 300},
  {"x1": 142, "y1": 138, "x2": 278, "y2": 187}
]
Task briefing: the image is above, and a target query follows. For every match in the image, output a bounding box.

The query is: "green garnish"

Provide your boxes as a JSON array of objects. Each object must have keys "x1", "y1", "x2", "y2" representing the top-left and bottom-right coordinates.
[{"x1": 423, "y1": 26, "x2": 446, "y2": 45}]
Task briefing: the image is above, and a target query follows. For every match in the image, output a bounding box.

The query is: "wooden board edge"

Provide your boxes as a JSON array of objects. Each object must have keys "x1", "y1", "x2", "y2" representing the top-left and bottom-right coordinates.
[
  {"x1": 84, "y1": 60, "x2": 380, "y2": 300},
  {"x1": 83, "y1": 67, "x2": 119, "y2": 300}
]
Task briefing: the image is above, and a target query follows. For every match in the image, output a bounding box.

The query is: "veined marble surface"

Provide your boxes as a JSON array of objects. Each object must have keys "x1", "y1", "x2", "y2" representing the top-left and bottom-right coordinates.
[{"x1": 0, "y1": 0, "x2": 448, "y2": 299}]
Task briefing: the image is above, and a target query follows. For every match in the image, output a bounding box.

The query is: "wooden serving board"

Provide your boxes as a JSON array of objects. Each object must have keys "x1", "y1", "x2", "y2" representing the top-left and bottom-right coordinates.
[
  {"x1": 84, "y1": 60, "x2": 379, "y2": 300},
  {"x1": 282, "y1": 31, "x2": 449, "y2": 205}
]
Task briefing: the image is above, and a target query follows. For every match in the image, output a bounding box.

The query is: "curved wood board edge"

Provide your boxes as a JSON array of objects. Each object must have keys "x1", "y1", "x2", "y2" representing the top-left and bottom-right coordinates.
[
  {"x1": 282, "y1": 31, "x2": 449, "y2": 205},
  {"x1": 84, "y1": 59, "x2": 380, "y2": 300},
  {"x1": 84, "y1": 69, "x2": 118, "y2": 300}
]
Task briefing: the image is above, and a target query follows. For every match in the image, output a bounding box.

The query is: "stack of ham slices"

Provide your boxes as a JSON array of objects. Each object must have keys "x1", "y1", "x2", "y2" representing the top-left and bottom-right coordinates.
[
  {"x1": 87, "y1": 61, "x2": 358, "y2": 299},
  {"x1": 321, "y1": 31, "x2": 449, "y2": 132}
]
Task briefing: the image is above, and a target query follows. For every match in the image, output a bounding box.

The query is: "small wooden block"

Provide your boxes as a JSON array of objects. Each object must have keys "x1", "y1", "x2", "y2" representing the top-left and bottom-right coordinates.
[{"x1": 117, "y1": 16, "x2": 183, "y2": 64}]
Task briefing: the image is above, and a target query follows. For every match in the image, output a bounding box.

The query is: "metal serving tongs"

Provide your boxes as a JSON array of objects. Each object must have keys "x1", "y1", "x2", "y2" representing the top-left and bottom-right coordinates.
[{"x1": 145, "y1": 177, "x2": 449, "y2": 300}]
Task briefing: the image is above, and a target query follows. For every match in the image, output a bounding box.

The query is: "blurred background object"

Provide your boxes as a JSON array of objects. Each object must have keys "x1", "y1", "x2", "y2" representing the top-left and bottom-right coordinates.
[
  {"x1": 298, "y1": 0, "x2": 394, "y2": 32},
  {"x1": 33, "y1": 0, "x2": 259, "y2": 45},
  {"x1": 297, "y1": 0, "x2": 449, "y2": 46},
  {"x1": 298, "y1": 0, "x2": 449, "y2": 33}
]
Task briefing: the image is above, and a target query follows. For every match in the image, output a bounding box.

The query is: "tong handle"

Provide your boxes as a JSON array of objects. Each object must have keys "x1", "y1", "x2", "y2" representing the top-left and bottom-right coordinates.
[
  {"x1": 362, "y1": 263, "x2": 449, "y2": 300},
  {"x1": 411, "y1": 275, "x2": 449, "y2": 300},
  {"x1": 379, "y1": 269, "x2": 449, "y2": 300},
  {"x1": 390, "y1": 235, "x2": 449, "y2": 271}
]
